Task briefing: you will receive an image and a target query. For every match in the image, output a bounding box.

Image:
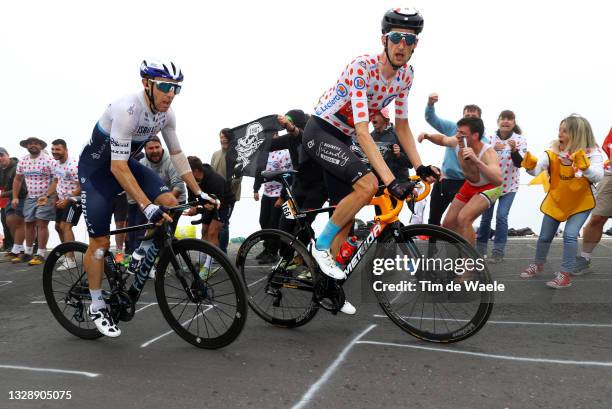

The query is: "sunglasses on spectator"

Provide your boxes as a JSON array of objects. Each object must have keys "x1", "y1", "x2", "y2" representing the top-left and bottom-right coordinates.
[
  {"x1": 386, "y1": 32, "x2": 418, "y2": 46},
  {"x1": 150, "y1": 80, "x2": 182, "y2": 95}
]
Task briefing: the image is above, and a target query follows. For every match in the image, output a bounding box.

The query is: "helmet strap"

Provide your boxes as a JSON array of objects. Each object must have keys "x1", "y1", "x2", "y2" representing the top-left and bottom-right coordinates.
[
  {"x1": 145, "y1": 80, "x2": 159, "y2": 114},
  {"x1": 384, "y1": 37, "x2": 405, "y2": 71}
]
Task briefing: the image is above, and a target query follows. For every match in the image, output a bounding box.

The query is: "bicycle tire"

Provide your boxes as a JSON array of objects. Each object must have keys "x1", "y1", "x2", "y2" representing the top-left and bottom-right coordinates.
[
  {"x1": 236, "y1": 229, "x2": 319, "y2": 328},
  {"x1": 43, "y1": 241, "x2": 108, "y2": 340},
  {"x1": 155, "y1": 239, "x2": 247, "y2": 349},
  {"x1": 373, "y1": 224, "x2": 494, "y2": 343}
]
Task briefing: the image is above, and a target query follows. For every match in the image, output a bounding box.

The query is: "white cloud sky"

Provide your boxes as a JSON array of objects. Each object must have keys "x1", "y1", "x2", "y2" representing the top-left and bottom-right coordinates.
[{"x1": 2, "y1": 0, "x2": 611, "y2": 241}]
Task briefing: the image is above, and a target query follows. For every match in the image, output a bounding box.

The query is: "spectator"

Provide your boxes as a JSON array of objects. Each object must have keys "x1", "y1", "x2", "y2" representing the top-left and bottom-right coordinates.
[
  {"x1": 210, "y1": 128, "x2": 241, "y2": 253},
  {"x1": 520, "y1": 114, "x2": 603, "y2": 288},
  {"x1": 187, "y1": 155, "x2": 235, "y2": 278},
  {"x1": 574, "y1": 127, "x2": 612, "y2": 275},
  {"x1": 126, "y1": 136, "x2": 187, "y2": 254},
  {"x1": 421, "y1": 117, "x2": 502, "y2": 246},
  {"x1": 476, "y1": 110, "x2": 528, "y2": 263},
  {"x1": 37, "y1": 139, "x2": 81, "y2": 270},
  {"x1": 253, "y1": 133, "x2": 294, "y2": 264},
  {"x1": 11, "y1": 137, "x2": 56, "y2": 265},
  {"x1": 420, "y1": 94, "x2": 482, "y2": 228},
  {"x1": 0, "y1": 147, "x2": 27, "y2": 257},
  {"x1": 370, "y1": 107, "x2": 412, "y2": 182}
]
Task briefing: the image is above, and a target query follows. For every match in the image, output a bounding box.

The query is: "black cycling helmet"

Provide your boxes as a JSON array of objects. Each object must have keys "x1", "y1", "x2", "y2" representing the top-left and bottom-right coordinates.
[{"x1": 381, "y1": 8, "x2": 424, "y2": 35}]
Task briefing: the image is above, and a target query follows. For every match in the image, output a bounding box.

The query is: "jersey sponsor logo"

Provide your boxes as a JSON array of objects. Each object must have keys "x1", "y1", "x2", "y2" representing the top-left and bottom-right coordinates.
[
  {"x1": 382, "y1": 95, "x2": 398, "y2": 108},
  {"x1": 136, "y1": 125, "x2": 157, "y2": 136},
  {"x1": 317, "y1": 142, "x2": 350, "y2": 167},
  {"x1": 315, "y1": 93, "x2": 341, "y2": 116},
  {"x1": 354, "y1": 77, "x2": 366, "y2": 89},
  {"x1": 235, "y1": 122, "x2": 265, "y2": 170},
  {"x1": 336, "y1": 84, "x2": 349, "y2": 98},
  {"x1": 127, "y1": 104, "x2": 135, "y2": 116},
  {"x1": 306, "y1": 139, "x2": 315, "y2": 149},
  {"x1": 358, "y1": 61, "x2": 367, "y2": 70}
]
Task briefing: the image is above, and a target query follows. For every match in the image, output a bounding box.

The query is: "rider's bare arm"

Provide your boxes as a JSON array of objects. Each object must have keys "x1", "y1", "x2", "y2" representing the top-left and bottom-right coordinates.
[
  {"x1": 160, "y1": 111, "x2": 203, "y2": 197},
  {"x1": 110, "y1": 160, "x2": 154, "y2": 208},
  {"x1": 420, "y1": 132, "x2": 458, "y2": 147},
  {"x1": 354, "y1": 122, "x2": 394, "y2": 185},
  {"x1": 476, "y1": 149, "x2": 503, "y2": 186},
  {"x1": 395, "y1": 118, "x2": 424, "y2": 169}
]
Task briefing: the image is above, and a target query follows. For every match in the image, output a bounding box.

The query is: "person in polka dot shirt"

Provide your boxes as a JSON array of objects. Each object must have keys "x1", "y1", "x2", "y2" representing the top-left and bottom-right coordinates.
[
  {"x1": 301, "y1": 8, "x2": 439, "y2": 310},
  {"x1": 476, "y1": 110, "x2": 528, "y2": 263},
  {"x1": 11, "y1": 137, "x2": 56, "y2": 265}
]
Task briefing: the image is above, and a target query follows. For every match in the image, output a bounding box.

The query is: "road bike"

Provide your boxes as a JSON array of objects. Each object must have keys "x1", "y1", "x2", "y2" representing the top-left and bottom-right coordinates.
[
  {"x1": 43, "y1": 202, "x2": 247, "y2": 349},
  {"x1": 236, "y1": 170, "x2": 494, "y2": 343}
]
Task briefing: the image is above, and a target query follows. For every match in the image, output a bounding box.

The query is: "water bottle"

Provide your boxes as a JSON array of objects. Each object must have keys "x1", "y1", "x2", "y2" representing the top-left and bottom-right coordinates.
[
  {"x1": 335, "y1": 236, "x2": 359, "y2": 266},
  {"x1": 128, "y1": 248, "x2": 146, "y2": 275}
]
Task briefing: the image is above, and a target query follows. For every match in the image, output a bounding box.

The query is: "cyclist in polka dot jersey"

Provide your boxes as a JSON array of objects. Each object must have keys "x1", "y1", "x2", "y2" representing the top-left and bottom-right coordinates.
[{"x1": 302, "y1": 8, "x2": 440, "y2": 314}]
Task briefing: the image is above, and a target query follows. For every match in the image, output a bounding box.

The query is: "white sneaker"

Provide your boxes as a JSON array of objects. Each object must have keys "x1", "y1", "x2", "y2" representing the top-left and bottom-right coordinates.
[
  {"x1": 311, "y1": 245, "x2": 346, "y2": 280},
  {"x1": 88, "y1": 306, "x2": 121, "y2": 337},
  {"x1": 56, "y1": 258, "x2": 77, "y2": 271},
  {"x1": 340, "y1": 300, "x2": 356, "y2": 315}
]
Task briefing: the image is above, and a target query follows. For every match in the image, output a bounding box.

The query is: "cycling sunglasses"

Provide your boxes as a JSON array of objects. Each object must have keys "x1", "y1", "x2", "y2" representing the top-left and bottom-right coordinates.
[
  {"x1": 150, "y1": 79, "x2": 182, "y2": 95},
  {"x1": 386, "y1": 31, "x2": 418, "y2": 46}
]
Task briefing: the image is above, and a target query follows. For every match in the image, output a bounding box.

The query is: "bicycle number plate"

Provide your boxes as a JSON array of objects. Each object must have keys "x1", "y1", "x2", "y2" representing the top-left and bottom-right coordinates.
[{"x1": 282, "y1": 201, "x2": 298, "y2": 220}]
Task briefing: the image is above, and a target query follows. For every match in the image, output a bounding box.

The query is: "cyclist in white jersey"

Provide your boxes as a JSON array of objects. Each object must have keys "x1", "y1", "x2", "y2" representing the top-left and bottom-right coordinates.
[
  {"x1": 78, "y1": 59, "x2": 217, "y2": 337},
  {"x1": 302, "y1": 8, "x2": 439, "y2": 314}
]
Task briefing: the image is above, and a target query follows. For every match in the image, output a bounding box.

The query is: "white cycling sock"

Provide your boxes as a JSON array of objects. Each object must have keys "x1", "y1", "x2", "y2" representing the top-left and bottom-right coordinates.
[
  {"x1": 581, "y1": 251, "x2": 592, "y2": 261},
  {"x1": 90, "y1": 289, "x2": 105, "y2": 312},
  {"x1": 25, "y1": 246, "x2": 33, "y2": 255},
  {"x1": 11, "y1": 244, "x2": 24, "y2": 253},
  {"x1": 36, "y1": 248, "x2": 46, "y2": 257}
]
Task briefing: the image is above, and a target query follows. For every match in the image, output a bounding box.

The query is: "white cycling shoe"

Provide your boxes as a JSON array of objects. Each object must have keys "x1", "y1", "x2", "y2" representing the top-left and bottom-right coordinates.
[
  {"x1": 88, "y1": 306, "x2": 121, "y2": 338},
  {"x1": 340, "y1": 300, "x2": 356, "y2": 315},
  {"x1": 311, "y1": 245, "x2": 346, "y2": 280}
]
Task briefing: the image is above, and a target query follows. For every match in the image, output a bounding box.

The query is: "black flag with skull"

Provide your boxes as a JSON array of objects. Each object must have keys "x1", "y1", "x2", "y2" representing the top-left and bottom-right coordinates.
[{"x1": 228, "y1": 114, "x2": 284, "y2": 178}]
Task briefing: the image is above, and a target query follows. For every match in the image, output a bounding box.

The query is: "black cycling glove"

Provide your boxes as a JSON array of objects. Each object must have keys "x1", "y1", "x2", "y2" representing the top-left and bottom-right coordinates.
[
  {"x1": 416, "y1": 165, "x2": 439, "y2": 181},
  {"x1": 387, "y1": 179, "x2": 416, "y2": 200}
]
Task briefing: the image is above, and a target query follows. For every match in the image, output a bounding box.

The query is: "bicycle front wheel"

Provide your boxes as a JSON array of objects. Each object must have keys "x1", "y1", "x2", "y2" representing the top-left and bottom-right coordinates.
[
  {"x1": 373, "y1": 224, "x2": 494, "y2": 343},
  {"x1": 155, "y1": 239, "x2": 247, "y2": 349}
]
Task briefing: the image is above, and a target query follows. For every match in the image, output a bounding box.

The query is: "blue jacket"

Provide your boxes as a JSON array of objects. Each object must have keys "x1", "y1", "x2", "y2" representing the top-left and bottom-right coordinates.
[{"x1": 424, "y1": 105, "x2": 464, "y2": 180}]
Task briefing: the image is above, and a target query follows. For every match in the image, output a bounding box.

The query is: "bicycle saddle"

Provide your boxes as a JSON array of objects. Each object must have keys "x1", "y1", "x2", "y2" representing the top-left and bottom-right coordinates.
[{"x1": 260, "y1": 169, "x2": 298, "y2": 181}]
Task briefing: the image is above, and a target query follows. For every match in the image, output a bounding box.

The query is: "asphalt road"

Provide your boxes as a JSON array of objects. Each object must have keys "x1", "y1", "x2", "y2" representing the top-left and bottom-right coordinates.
[{"x1": 1, "y1": 238, "x2": 612, "y2": 409}]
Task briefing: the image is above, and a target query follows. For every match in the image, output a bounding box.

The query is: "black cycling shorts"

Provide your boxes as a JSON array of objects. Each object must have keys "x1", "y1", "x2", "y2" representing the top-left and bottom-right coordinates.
[{"x1": 302, "y1": 116, "x2": 369, "y2": 205}]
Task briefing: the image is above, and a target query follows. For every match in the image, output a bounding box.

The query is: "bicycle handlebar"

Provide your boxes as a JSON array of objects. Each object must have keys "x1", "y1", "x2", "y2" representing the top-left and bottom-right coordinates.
[{"x1": 371, "y1": 176, "x2": 431, "y2": 224}]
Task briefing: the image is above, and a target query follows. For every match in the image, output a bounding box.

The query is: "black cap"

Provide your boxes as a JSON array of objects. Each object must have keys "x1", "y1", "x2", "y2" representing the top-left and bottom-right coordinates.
[{"x1": 285, "y1": 109, "x2": 307, "y2": 130}]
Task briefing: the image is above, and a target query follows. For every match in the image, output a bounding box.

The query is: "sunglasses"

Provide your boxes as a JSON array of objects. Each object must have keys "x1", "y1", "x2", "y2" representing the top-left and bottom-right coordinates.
[
  {"x1": 150, "y1": 79, "x2": 182, "y2": 95},
  {"x1": 387, "y1": 31, "x2": 418, "y2": 46}
]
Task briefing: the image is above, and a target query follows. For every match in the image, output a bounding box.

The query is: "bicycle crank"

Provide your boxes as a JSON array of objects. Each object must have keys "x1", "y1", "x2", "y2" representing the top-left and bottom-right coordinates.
[{"x1": 313, "y1": 277, "x2": 345, "y2": 315}]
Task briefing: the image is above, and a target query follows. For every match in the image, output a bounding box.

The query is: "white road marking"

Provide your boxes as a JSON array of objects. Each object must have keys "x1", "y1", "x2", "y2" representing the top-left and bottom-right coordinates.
[
  {"x1": 356, "y1": 340, "x2": 612, "y2": 367},
  {"x1": 291, "y1": 324, "x2": 377, "y2": 409},
  {"x1": 248, "y1": 276, "x2": 268, "y2": 287},
  {"x1": 140, "y1": 305, "x2": 213, "y2": 348},
  {"x1": 0, "y1": 281, "x2": 13, "y2": 287},
  {"x1": 372, "y1": 314, "x2": 612, "y2": 327},
  {"x1": 135, "y1": 303, "x2": 157, "y2": 313},
  {"x1": 0, "y1": 364, "x2": 99, "y2": 378}
]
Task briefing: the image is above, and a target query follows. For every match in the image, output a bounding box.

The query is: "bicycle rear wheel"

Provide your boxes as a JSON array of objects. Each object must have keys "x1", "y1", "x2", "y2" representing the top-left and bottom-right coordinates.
[
  {"x1": 373, "y1": 224, "x2": 494, "y2": 343},
  {"x1": 236, "y1": 229, "x2": 319, "y2": 328},
  {"x1": 42, "y1": 242, "x2": 110, "y2": 340},
  {"x1": 155, "y1": 239, "x2": 247, "y2": 349}
]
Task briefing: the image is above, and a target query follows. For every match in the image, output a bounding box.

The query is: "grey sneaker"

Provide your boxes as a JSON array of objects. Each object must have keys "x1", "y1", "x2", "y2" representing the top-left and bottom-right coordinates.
[
  {"x1": 571, "y1": 256, "x2": 592, "y2": 276},
  {"x1": 488, "y1": 254, "x2": 504, "y2": 264}
]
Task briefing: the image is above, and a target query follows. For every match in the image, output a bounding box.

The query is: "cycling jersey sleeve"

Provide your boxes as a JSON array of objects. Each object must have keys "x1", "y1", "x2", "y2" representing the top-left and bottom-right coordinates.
[
  {"x1": 394, "y1": 66, "x2": 413, "y2": 120},
  {"x1": 109, "y1": 102, "x2": 135, "y2": 161},
  {"x1": 348, "y1": 59, "x2": 371, "y2": 126},
  {"x1": 160, "y1": 108, "x2": 182, "y2": 153}
]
